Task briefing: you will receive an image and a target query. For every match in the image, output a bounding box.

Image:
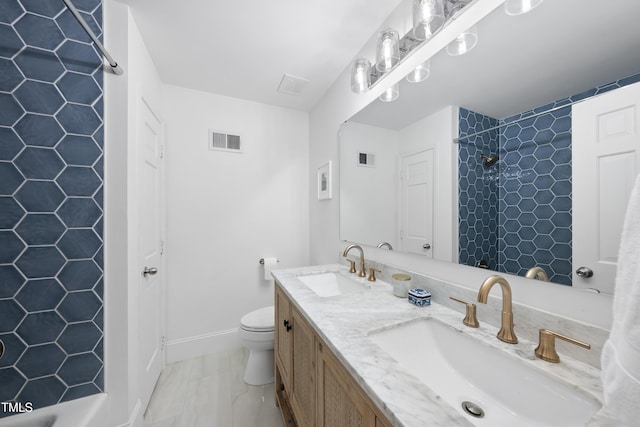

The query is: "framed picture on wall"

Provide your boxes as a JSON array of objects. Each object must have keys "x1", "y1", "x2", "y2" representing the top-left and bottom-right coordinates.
[{"x1": 317, "y1": 161, "x2": 332, "y2": 200}]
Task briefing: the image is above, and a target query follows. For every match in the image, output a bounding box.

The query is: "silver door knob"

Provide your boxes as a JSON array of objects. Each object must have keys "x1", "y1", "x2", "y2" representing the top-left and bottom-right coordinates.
[
  {"x1": 576, "y1": 267, "x2": 593, "y2": 278},
  {"x1": 423, "y1": 243, "x2": 431, "y2": 250},
  {"x1": 143, "y1": 266, "x2": 158, "y2": 277}
]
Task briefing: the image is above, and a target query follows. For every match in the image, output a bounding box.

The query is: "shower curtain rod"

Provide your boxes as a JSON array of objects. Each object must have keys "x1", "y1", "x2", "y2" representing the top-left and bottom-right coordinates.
[
  {"x1": 62, "y1": 0, "x2": 123, "y2": 75},
  {"x1": 452, "y1": 96, "x2": 589, "y2": 144}
]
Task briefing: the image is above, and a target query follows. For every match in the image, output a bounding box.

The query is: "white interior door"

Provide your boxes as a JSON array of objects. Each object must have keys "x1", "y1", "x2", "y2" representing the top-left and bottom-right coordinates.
[
  {"x1": 400, "y1": 150, "x2": 434, "y2": 256},
  {"x1": 138, "y1": 98, "x2": 165, "y2": 409},
  {"x1": 572, "y1": 82, "x2": 640, "y2": 294}
]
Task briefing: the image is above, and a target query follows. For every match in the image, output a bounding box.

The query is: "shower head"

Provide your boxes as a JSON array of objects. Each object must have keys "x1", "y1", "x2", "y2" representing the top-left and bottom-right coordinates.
[{"x1": 480, "y1": 154, "x2": 499, "y2": 167}]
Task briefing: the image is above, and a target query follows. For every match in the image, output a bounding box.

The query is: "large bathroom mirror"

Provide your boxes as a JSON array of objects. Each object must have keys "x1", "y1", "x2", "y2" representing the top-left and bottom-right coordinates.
[{"x1": 340, "y1": 0, "x2": 640, "y2": 291}]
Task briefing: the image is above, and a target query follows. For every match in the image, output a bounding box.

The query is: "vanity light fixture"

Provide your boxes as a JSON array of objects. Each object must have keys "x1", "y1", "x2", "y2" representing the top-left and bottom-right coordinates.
[
  {"x1": 375, "y1": 28, "x2": 401, "y2": 72},
  {"x1": 351, "y1": 58, "x2": 372, "y2": 94},
  {"x1": 348, "y1": 0, "x2": 474, "y2": 94},
  {"x1": 504, "y1": 0, "x2": 545, "y2": 16},
  {"x1": 406, "y1": 59, "x2": 431, "y2": 83},
  {"x1": 412, "y1": 0, "x2": 446, "y2": 40},
  {"x1": 446, "y1": 24, "x2": 478, "y2": 56},
  {"x1": 379, "y1": 83, "x2": 400, "y2": 102}
]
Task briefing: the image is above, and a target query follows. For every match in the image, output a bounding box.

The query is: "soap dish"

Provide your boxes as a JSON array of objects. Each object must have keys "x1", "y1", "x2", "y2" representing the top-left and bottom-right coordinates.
[{"x1": 408, "y1": 288, "x2": 431, "y2": 307}]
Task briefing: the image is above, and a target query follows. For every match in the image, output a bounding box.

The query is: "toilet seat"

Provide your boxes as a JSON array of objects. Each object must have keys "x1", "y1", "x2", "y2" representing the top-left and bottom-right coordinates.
[{"x1": 240, "y1": 306, "x2": 274, "y2": 332}]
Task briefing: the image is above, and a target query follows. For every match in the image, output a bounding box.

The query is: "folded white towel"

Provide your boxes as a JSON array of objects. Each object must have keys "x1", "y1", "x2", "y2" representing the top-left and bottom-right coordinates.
[
  {"x1": 601, "y1": 340, "x2": 640, "y2": 425},
  {"x1": 601, "y1": 174, "x2": 640, "y2": 425}
]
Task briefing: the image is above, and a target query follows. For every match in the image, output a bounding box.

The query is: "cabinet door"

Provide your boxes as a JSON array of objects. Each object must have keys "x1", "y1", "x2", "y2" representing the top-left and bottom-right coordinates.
[
  {"x1": 290, "y1": 306, "x2": 316, "y2": 427},
  {"x1": 317, "y1": 341, "x2": 376, "y2": 427},
  {"x1": 275, "y1": 284, "x2": 292, "y2": 387}
]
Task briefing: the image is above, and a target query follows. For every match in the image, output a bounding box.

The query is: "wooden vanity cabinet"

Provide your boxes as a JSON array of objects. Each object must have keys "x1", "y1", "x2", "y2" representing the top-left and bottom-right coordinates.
[
  {"x1": 316, "y1": 339, "x2": 375, "y2": 426},
  {"x1": 275, "y1": 285, "x2": 316, "y2": 427},
  {"x1": 275, "y1": 285, "x2": 292, "y2": 387},
  {"x1": 275, "y1": 281, "x2": 392, "y2": 427},
  {"x1": 290, "y1": 305, "x2": 316, "y2": 427}
]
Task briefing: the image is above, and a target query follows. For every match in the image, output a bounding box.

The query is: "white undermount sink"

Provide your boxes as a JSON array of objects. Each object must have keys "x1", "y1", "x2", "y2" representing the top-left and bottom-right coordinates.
[
  {"x1": 297, "y1": 271, "x2": 371, "y2": 297},
  {"x1": 368, "y1": 318, "x2": 601, "y2": 426}
]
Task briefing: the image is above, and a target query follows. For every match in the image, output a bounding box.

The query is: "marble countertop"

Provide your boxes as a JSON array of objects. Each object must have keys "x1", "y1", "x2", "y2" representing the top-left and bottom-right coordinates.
[{"x1": 272, "y1": 264, "x2": 611, "y2": 427}]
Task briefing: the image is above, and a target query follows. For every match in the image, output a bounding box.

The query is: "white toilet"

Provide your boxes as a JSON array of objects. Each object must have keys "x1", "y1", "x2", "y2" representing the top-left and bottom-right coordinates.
[{"x1": 239, "y1": 305, "x2": 275, "y2": 385}]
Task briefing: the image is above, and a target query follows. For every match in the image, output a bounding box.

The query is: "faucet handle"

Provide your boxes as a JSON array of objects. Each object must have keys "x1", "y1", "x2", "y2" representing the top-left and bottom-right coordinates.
[
  {"x1": 534, "y1": 329, "x2": 591, "y2": 363},
  {"x1": 449, "y1": 296, "x2": 480, "y2": 328},
  {"x1": 346, "y1": 259, "x2": 356, "y2": 274},
  {"x1": 367, "y1": 268, "x2": 381, "y2": 282}
]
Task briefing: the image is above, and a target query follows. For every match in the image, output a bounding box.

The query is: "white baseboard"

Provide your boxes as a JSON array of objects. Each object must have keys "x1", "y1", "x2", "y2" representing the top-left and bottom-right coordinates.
[
  {"x1": 165, "y1": 328, "x2": 242, "y2": 363},
  {"x1": 113, "y1": 398, "x2": 142, "y2": 427}
]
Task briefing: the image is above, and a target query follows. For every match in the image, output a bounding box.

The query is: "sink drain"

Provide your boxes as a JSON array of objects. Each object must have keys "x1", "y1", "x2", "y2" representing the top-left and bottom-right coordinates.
[{"x1": 461, "y1": 401, "x2": 485, "y2": 418}]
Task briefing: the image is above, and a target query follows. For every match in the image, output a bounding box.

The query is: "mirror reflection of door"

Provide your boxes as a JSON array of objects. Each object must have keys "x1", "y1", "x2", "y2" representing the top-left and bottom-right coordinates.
[
  {"x1": 572, "y1": 81, "x2": 640, "y2": 294},
  {"x1": 400, "y1": 150, "x2": 434, "y2": 256}
]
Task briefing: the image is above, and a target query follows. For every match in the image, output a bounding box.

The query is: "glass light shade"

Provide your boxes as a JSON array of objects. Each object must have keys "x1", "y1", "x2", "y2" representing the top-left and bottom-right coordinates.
[
  {"x1": 351, "y1": 58, "x2": 372, "y2": 93},
  {"x1": 406, "y1": 59, "x2": 430, "y2": 83},
  {"x1": 375, "y1": 28, "x2": 401, "y2": 72},
  {"x1": 413, "y1": 0, "x2": 445, "y2": 40},
  {"x1": 504, "y1": 0, "x2": 544, "y2": 15},
  {"x1": 379, "y1": 83, "x2": 399, "y2": 102},
  {"x1": 446, "y1": 24, "x2": 478, "y2": 56}
]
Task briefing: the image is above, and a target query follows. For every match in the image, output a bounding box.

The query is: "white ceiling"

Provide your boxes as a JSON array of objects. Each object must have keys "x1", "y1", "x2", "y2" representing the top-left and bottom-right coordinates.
[
  {"x1": 128, "y1": 0, "x2": 405, "y2": 111},
  {"x1": 351, "y1": 0, "x2": 640, "y2": 129}
]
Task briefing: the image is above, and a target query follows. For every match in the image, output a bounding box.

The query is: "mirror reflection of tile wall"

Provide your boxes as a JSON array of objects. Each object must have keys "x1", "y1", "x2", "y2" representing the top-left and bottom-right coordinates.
[
  {"x1": 458, "y1": 110, "x2": 499, "y2": 271},
  {"x1": 458, "y1": 72, "x2": 640, "y2": 285}
]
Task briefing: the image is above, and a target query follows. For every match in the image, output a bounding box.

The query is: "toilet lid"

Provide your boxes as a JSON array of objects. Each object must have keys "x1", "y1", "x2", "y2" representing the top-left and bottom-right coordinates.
[{"x1": 241, "y1": 306, "x2": 274, "y2": 332}]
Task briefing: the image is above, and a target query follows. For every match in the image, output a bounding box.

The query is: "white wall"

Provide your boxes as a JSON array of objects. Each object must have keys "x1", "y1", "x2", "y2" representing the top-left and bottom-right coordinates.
[
  {"x1": 339, "y1": 122, "x2": 399, "y2": 248},
  {"x1": 105, "y1": 1, "x2": 164, "y2": 425},
  {"x1": 163, "y1": 85, "x2": 309, "y2": 362}
]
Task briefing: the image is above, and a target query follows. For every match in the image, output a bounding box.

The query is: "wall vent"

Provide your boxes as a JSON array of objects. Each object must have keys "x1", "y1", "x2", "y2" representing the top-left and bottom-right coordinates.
[
  {"x1": 358, "y1": 152, "x2": 375, "y2": 167},
  {"x1": 209, "y1": 129, "x2": 242, "y2": 153}
]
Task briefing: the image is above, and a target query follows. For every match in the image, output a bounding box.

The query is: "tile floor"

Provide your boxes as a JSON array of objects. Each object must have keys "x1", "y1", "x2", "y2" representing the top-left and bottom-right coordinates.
[{"x1": 144, "y1": 347, "x2": 284, "y2": 427}]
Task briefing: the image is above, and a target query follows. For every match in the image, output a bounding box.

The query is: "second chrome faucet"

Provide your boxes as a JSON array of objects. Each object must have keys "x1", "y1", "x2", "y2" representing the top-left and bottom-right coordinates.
[{"x1": 477, "y1": 275, "x2": 518, "y2": 344}]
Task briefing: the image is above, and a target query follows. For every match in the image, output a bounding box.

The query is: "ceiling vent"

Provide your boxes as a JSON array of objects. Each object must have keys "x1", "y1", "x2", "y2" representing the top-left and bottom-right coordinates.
[
  {"x1": 209, "y1": 130, "x2": 242, "y2": 153},
  {"x1": 277, "y1": 74, "x2": 309, "y2": 96}
]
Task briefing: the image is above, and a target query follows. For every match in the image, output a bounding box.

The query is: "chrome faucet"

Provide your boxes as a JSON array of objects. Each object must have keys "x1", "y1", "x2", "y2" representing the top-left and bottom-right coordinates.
[
  {"x1": 377, "y1": 242, "x2": 393, "y2": 250},
  {"x1": 477, "y1": 275, "x2": 518, "y2": 344},
  {"x1": 342, "y1": 244, "x2": 366, "y2": 277},
  {"x1": 525, "y1": 266, "x2": 549, "y2": 281}
]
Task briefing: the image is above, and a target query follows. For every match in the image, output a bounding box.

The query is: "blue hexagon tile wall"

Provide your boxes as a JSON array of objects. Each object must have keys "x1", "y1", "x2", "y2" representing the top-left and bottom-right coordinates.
[
  {"x1": 459, "y1": 72, "x2": 640, "y2": 286},
  {"x1": 0, "y1": 0, "x2": 103, "y2": 416}
]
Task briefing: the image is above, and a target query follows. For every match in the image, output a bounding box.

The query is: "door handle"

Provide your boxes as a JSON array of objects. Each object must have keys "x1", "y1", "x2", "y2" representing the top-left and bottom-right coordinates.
[
  {"x1": 143, "y1": 266, "x2": 158, "y2": 277},
  {"x1": 423, "y1": 243, "x2": 431, "y2": 250},
  {"x1": 576, "y1": 267, "x2": 593, "y2": 278}
]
